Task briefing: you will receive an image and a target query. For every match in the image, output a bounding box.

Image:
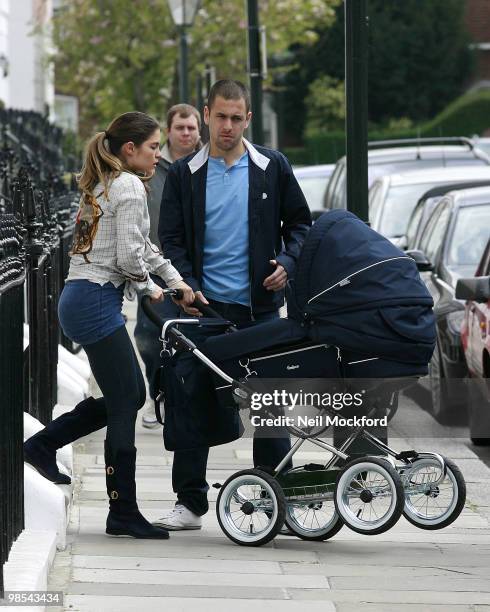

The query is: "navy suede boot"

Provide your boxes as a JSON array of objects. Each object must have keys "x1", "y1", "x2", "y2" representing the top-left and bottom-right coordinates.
[
  {"x1": 104, "y1": 441, "x2": 169, "y2": 540},
  {"x1": 24, "y1": 396, "x2": 107, "y2": 485}
]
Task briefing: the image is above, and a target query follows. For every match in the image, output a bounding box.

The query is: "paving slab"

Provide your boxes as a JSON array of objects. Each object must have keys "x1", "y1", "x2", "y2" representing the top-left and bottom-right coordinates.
[
  {"x1": 72, "y1": 554, "x2": 282, "y2": 574},
  {"x1": 66, "y1": 582, "x2": 291, "y2": 599},
  {"x1": 280, "y1": 562, "x2": 490, "y2": 578},
  {"x1": 71, "y1": 534, "x2": 321, "y2": 562},
  {"x1": 64, "y1": 595, "x2": 336, "y2": 612},
  {"x1": 72, "y1": 567, "x2": 329, "y2": 588},
  {"x1": 289, "y1": 588, "x2": 490, "y2": 605},
  {"x1": 336, "y1": 605, "x2": 472, "y2": 612}
]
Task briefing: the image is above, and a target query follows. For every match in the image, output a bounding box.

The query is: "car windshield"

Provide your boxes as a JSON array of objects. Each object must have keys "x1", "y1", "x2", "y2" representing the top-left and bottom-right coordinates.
[
  {"x1": 447, "y1": 204, "x2": 490, "y2": 267},
  {"x1": 296, "y1": 176, "x2": 329, "y2": 212},
  {"x1": 379, "y1": 182, "x2": 436, "y2": 237}
]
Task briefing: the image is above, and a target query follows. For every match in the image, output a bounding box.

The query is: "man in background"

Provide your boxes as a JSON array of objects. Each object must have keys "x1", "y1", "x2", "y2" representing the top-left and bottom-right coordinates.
[{"x1": 135, "y1": 103, "x2": 202, "y2": 428}]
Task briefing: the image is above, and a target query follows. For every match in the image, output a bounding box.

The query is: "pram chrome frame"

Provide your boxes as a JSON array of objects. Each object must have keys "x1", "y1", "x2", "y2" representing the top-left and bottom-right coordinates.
[{"x1": 158, "y1": 318, "x2": 447, "y2": 489}]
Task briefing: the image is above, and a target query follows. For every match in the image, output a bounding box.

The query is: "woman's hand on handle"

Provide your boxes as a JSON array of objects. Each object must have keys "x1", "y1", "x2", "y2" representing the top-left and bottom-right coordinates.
[{"x1": 149, "y1": 286, "x2": 165, "y2": 303}]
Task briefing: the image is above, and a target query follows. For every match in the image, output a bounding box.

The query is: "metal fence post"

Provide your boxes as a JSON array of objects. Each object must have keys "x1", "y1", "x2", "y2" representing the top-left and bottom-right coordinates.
[
  {"x1": 345, "y1": 0, "x2": 369, "y2": 221},
  {"x1": 0, "y1": 211, "x2": 25, "y2": 598},
  {"x1": 246, "y1": 0, "x2": 264, "y2": 145}
]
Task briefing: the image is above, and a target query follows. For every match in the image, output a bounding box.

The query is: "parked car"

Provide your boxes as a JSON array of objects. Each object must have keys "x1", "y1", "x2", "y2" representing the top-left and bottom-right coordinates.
[
  {"x1": 456, "y1": 240, "x2": 490, "y2": 445},
  {"x1": 369, "y1": 166, "x2": 490, "y2": 246},
  {"x1": 293, "y1": 164, "x2": 335, "y2": 219},
  {"x1": 405, "y1": 180, "x2": 490, "y2": 250},
  {"x1": 408, "y1": 187, "x2": 490, "y2": 424},
  {"x1": 324, "y1": 137, "x2": 490, "y2": 212},
  {"x1": 472, "y1": 136, "x2": 490, "y2": 158}
]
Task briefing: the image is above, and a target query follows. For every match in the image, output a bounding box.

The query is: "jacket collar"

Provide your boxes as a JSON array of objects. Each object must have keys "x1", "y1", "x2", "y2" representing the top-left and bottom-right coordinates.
[
  {"x1": 187, "y1": 138, "x2": 270, "y2": 174},
  {"x1": 160, "y1": 142, "x2": 173, "y2": 164}
]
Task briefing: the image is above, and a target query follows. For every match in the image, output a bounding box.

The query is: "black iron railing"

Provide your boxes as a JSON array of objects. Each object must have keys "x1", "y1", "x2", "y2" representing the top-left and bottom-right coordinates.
[
  {"x1": 0, "y1": 109, "x2": 79, "y2": 596},
  {"x1": 0, "y1": 213, "x2": 25, "y2": 598}
]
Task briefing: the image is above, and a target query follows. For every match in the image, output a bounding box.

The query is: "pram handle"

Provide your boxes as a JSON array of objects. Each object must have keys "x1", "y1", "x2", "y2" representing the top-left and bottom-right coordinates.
[
  {"x1": 141, "y1": 290, "x2": 229, "y2": 327},
  {"x1": 191, "y1": 295, "x2": 227, "y2": 320},
  {"x1": 141, "y1": 289, "x2": 183, "y2": 327}
]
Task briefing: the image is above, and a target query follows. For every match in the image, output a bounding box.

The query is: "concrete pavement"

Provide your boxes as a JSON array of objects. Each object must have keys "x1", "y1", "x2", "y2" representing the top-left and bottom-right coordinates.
[{"x1": 47, "y1": 302, "x2": 490, "y2": 612}]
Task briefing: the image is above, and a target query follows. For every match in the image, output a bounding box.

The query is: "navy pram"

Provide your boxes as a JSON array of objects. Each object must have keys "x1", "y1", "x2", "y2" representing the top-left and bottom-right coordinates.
[
  {"x1": 142, "y1": 210, "x2": 465, "y2": 547},
  {"x1": 202, "y1": 208, "x2": 435, "y2": 381}
]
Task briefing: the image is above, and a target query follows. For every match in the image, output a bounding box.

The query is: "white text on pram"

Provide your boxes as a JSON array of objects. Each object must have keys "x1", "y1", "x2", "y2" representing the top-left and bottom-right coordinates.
[{"x1": 250, "y1": 390, "x2": 364, "y2": 412}]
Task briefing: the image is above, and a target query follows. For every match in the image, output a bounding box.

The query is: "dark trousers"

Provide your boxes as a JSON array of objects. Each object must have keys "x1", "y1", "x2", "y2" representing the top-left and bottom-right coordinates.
[
  {"x1": 84, "y1": 325, "x2": 146, "y2": 452},
  {"x1": 172, "y1": 300, "x2": 292, "y2": 516},
  {"x1": 39, "y1": 326, "x2": 146, "y2": 454}
]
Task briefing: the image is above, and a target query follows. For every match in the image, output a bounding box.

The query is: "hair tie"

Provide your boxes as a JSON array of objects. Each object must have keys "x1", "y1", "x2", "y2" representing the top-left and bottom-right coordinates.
[{"x1": 102, "y1": 131, "x2": 110, "y2": 152}]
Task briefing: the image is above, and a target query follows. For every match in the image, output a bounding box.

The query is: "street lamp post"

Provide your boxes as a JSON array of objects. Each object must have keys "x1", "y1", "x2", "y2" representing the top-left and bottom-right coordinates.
[{"x1": 167, "y1": 0, "x2": 201, "y2": 103}]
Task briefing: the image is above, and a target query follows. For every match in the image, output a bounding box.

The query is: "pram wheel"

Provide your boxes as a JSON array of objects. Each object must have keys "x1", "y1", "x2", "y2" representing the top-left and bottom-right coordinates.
[
  {"x1": 401, "y1": 456, "x2": 466, "y2": 530},
  {"x1": 216, "y1": 469, "x2": 286, "y2": 546},
  {"x1": 334, "y1": 456, "x2": 404, "y2": 535},
  {"x1": 285, "y1": 502, "x2": 343, "y2": 541}
]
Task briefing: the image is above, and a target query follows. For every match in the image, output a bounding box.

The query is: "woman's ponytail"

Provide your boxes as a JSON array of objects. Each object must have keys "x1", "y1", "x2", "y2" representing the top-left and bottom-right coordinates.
[
  {"x1": 78, "y1": 131, "x2": 123, "y2": 200},
  {"x1": 71, "y1": 112, "x2": 160, "y2": 261}
]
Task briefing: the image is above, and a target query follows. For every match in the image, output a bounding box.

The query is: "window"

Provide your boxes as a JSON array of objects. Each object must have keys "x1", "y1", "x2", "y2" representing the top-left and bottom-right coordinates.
[
  {"x1": 332, "y1": 169, "x2": 347, "y2": 209},
  {"x1": 324, "y1": 164, "x2": 342, "y2": 208},
  {"x1": 424, "y1": 205, "x2": 451, "y2": 264},
  {"x1": 406, "y1": 201, "x2": 424, "y2": 248},
  {"x1": 419, "y1": 199, "x2": 449, "y2": 260},
  {"x1": 378, "y1": 182, "x2": 436, "y2": 237},
  {"x1": 447, "y1": 205, "x2": 490, "y2": 268},
  {"x1": 296, "y1": 177, "x2": 329, "y2": 212},
  {"x1": 368, "y1": 181, "x2": 383, "y2": 225}
]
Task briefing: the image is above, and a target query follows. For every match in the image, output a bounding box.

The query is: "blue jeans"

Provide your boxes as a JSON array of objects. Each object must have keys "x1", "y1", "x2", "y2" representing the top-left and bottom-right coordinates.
[
  {"x1": 58, "y1": 280, "x2": 125, "y2": 345},
  {"x1": 172, "y1": 300, "x2": 292, "y2": 516}
]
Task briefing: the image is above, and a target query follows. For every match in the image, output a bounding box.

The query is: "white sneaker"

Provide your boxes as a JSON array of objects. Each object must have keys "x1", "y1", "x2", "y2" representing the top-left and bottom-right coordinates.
[
  {"x1": 141, "y1": 403, "x2": 160, "y2": 429},
  {"x1": 152, "y1": 504, "x2": 202, "y2": 530}
]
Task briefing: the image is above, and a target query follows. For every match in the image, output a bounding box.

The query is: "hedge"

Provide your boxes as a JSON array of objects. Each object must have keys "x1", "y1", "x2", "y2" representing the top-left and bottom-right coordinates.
[{"x1": 284, "y1": 89, "x2": 490, "y2": 165}]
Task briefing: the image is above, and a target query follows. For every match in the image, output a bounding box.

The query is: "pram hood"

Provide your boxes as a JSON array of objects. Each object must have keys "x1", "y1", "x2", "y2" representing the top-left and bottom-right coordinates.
[{"x1": 287, "y1": 210, "x2": 436, "y2": 365}]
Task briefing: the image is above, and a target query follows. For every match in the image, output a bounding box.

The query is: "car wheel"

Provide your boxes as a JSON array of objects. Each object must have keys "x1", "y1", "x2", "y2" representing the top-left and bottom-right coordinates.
[{"x1": 429, "y1": 344, "x2": 467, "y2": 426}]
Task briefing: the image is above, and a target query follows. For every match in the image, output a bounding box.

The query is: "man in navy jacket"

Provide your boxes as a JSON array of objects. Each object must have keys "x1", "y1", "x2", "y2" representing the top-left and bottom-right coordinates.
[{"x1": 155, "y1": 79, "x2": 311, "y2": 530}]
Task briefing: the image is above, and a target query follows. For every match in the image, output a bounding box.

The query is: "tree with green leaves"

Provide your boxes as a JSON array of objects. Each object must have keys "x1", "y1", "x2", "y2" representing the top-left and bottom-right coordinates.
[
  {"x1": 52, "y1": 0, "x2": 340, "y2": 136},
  {"x1": 304, "y1": 75, "x2": 345, "y2": 134},
  {"x1": 282, "y1": 0, "x2": 473, "y2": 142}
]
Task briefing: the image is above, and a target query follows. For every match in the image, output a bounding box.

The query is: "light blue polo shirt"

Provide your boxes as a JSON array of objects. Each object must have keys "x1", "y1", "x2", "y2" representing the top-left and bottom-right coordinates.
[{"x1": 202, "y1": 151, "x2": 250, "y2": 305}]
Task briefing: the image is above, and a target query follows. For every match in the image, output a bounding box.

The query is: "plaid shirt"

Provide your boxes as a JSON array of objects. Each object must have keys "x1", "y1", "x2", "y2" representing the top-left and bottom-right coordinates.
[{"x1": 67, "y1": 171, "x2": 182, "y2": 296}]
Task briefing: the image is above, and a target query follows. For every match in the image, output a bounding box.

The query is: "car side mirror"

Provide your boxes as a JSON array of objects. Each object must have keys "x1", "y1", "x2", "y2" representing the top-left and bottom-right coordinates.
[
  {"x1": 455, "y1": 276, "x2": 490, "y2": 302},
  {"x1": 391, "y1": 235, "x2": 408, "y2": 250},
  {"x1": 405, "y1": 249, "x2": 434, "y2": 272}
]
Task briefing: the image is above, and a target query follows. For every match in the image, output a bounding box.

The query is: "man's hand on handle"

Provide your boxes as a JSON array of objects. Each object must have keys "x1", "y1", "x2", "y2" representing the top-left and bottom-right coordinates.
[
  {"x1": 170, "y1": 281, "x2": 195, "y2": 309},
  {"x1": 181, "y1": 290, "x2": 209, "y2": 317},
  {"x1": 263, "y1": 259, "x2": 287, "y2": 291}
]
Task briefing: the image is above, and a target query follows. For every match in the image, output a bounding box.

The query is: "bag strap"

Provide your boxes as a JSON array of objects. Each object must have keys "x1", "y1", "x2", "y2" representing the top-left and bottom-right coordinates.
[{"x1": 152, "y1": 350, "x2": 174, "y2": 426}]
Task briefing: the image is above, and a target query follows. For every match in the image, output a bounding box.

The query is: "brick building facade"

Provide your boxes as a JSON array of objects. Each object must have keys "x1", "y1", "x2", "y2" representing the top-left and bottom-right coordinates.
[{"x1": 465, "y1": 0, "x2": 490, "y2": 86}]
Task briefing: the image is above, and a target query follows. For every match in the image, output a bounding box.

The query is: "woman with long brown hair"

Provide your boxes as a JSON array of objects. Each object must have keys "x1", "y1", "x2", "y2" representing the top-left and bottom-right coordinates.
[{"x1": 24, "y1": 111, "x2": 194, "y2": 540}]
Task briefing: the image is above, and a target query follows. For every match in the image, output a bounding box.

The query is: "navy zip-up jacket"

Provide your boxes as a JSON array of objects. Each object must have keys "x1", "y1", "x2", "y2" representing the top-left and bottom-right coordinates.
[{"x1": 158, "y1": 139, "x2": 312, "y2": 314}]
